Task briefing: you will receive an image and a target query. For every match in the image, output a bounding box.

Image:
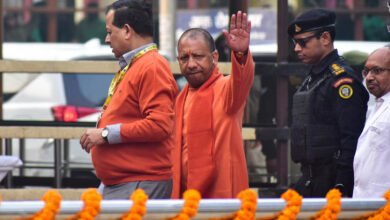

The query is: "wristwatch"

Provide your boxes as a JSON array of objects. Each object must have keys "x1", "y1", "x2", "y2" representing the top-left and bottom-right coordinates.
[{"x1": 101, "y1": 127, "x2": 109, "y2": 140}]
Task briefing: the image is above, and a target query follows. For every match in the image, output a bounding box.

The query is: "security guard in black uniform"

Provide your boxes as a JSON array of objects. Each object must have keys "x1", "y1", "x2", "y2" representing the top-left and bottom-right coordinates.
[{"x1": 288, "y1": 9, "x2": 369, "y2": 197}]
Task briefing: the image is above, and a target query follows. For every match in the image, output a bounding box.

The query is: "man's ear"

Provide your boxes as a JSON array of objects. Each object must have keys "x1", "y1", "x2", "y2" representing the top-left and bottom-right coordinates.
[
  {"x1": 123, "y1": 24, "x2": 133, "y2": 40},
  {"x1": 321, "y1": 31, "x2": 332, "y2": 46},
  {"x1": 212, "y1": 51, "x2": 219, "y2": 65}
]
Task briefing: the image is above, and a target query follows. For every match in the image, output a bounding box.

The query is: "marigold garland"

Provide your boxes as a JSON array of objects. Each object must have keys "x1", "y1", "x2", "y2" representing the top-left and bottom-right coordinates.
[
  {"x1": 65, "y1": 188, "x2": 102, "y2": 220},
  {"x1": 6, "y1": 187, "x2": 390, "y2": 219},
  {"x1": 166, "y1": 189, "x2": 202, "y2": 220},
  {"x1": 258, "y1": 189, "x2": 302, "y2": 220},
  {"x1": 209, "y1": 189, "x2": 258, "y2": 220},
  {"x1": 277, "y1": 189, "x2": 302, "y2": 220},
  {"x1": 119, "y1": 189, "x2": 149, "y2": 220},
  {"x1": 309, "y1": 189, "x2": 341, "y2": 220},
  {"x1": 235, "y1": 189, "x2": 258, "y2": 220},
  {"x1": 15, "y1": 189, "x2": 62, "y2": 220},
  {"x1": 352, "y1": 189, "x2": 390, "y2": 220}
]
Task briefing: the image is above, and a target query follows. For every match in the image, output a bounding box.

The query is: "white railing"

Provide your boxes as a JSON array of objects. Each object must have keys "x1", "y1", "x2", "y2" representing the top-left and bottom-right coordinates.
[{"x1": 0, "y1": 198, "x2": 386, "y2": 218}]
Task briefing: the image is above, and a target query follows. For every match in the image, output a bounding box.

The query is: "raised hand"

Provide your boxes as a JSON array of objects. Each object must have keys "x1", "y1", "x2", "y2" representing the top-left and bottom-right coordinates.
[{"x1": 222, "y1": 11, "x2": 251, "y2": 53}]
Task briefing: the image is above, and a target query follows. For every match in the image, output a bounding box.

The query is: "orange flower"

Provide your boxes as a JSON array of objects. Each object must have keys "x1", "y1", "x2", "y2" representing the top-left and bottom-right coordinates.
[
  {"x1": 119, "y1": 189, "x2": 149, "y2": 220},
  {"x1": 309, "y1": 189, "x2": 341, "y2": 220},
  {"x1": 65, "y1": 188, "x2": 102, "y2": 220},
  {"x1": 234, "y1": 189, "x2": 258, "y2": 220},
  {"x1": 164, "y1": 189, "x2": 201, "y2": 220},
  {"x1": 242, "y1": 201, "x2": 256, "y2": 212},
  {"x1": 15, "y1": 189, "x2": 62, "y2": 220},
  {"x1": 176, "y1": 213, "x2": 190, "y2": 220},
  {"x1": 256, "y1": 189, "x2": 302, "y2": 220},
  {"x1": 178, "y1": 189, "x2": 201, "y2": 219},
  {"x1": 385, "y1": 205, "x2": 390, "y2": 213},
  {"x1": 277, "y1": 216, "x2": 290, "y2": 220},
  {"x1": 352, "y1": 189, "x2": 390, "y2": 220},
  {"x1": 277, "y1": 189, "x2": 302, "y2": 220}
]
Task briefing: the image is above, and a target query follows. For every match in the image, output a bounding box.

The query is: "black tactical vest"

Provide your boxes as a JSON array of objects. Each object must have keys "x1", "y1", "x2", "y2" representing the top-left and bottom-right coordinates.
[{"x1": 291, "y1": 74, "x2": 340, "y2": 164}]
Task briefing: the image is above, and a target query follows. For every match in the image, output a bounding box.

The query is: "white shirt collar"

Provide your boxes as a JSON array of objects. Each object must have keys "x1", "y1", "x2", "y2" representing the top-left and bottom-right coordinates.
[{"x1": 377, "y1": 91, "x2": 390, "y2": 103}]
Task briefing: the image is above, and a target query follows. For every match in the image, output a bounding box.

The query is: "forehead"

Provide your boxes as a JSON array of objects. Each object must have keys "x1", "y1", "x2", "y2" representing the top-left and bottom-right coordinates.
[
  {"x1": 366, "y1": 49, "x2": 390, "y2": 67},
  {"x1": 178, "y1": 36, "x2": 209, "y2": 52},
  {"x1": 105, "y1": 10, "x2": 114, "y2": 25}
]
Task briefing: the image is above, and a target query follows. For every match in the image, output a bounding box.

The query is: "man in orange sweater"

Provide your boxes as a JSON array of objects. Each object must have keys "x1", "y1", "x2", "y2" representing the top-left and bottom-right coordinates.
[
  {"x1": 171, "y1": 11, "x2": 254, "y2": 198},
  {"x1": 80, "y1": 0, "x2": 178, "y2": 199}
]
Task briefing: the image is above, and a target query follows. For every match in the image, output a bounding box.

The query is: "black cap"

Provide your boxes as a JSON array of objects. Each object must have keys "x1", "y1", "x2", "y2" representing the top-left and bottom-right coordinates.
[{"x1": 288, "y1": 9, "x2": 336, "y2": 36}]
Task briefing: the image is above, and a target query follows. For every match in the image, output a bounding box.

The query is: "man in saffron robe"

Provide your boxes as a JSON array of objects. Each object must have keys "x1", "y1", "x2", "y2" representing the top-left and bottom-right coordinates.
[{"x1": 171, "y1": 11, "x2": 254, "y2": 198}]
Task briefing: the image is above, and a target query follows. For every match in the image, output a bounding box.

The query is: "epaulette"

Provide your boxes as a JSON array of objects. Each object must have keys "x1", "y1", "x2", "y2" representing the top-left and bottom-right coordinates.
[{"x1": 330, "y1": 63, "x2": 345, "y2": 76}]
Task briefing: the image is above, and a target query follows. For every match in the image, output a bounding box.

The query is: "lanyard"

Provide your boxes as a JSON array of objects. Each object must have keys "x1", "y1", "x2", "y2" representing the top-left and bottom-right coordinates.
[{"x1": 101, "y1": 44, "x2": 157, "y2": 112}]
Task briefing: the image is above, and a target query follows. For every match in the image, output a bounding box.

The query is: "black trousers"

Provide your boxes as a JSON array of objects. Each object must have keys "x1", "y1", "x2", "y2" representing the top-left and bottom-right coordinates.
[{"x1": 293, "y1": 163, "x2": 336, "y2": 198}]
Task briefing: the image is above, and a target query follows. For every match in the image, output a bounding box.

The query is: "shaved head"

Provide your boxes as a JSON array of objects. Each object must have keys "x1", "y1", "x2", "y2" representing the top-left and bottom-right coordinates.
[
  {"x1": 370, "y1": 46, "x2": 390, "y2": 65},
  {"x1": 178, "y1": 28, "x2": 216, "y2": 53},
  {"x1": 364, "y1": 46, "x2": 390, "y2": 98}
]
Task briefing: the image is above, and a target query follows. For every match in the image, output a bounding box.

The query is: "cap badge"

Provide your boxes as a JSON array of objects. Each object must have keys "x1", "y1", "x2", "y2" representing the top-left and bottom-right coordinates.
[{"x1": 295, "y1": 24, "x2": 301, "y2": 33}]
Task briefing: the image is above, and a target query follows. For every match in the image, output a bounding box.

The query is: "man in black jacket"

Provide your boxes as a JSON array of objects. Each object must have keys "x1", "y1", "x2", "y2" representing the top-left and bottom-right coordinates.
[{"x1": 289, "y1": 9, "x2": 369, "y2": 197}]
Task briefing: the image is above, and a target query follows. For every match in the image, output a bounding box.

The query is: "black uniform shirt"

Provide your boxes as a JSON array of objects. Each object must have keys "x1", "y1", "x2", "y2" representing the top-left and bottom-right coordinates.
[{"x1": 300, "y1": 49, "x2": 369, "y2": 195}]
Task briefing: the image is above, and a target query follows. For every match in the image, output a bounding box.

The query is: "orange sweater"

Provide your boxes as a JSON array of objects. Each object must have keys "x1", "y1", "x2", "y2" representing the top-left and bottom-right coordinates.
[
  {"x1": 172, "y1": 52, "x2": 254, "y2": 198},
  {"x1": 92, "y1": 50, "x2": 178, "y2": 186}
]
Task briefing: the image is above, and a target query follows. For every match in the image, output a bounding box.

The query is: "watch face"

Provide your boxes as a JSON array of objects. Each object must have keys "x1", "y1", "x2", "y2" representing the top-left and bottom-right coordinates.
[{"x1": 102, "y1": 129, "x2": 108, "y2": 138}]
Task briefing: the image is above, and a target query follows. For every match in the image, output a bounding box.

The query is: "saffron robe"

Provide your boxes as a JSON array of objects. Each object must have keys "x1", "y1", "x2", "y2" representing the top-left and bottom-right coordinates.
[{"x1": 172, "y1": 51, "x2": 255, "y2": 198}]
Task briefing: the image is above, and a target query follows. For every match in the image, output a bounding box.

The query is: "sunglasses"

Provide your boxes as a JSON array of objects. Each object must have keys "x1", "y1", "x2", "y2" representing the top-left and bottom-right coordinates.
[
  {"x1": 292, "y1": 32, "x2": 322, "y2": 48},
  {"x1": 362, "y1": 67, "x2": 390, "y2": 78}
]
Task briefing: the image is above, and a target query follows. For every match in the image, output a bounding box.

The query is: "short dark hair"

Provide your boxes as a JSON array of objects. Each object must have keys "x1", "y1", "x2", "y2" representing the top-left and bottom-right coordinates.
[
  {"x1": 315, "y1": 27, "x2": 336, "y2": 42},
  {"x1": 178, "y1": 28, "x2": 216, "y2": 53},
  {"x1": 106, "y1": 0, "x2": 153, "y2": 37}
]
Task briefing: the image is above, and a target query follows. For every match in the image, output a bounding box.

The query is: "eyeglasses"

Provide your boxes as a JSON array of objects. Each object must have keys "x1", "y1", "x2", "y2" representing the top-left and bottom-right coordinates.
[
  {"x1": 292, "y1": 32, "x2": 321, "y2": 48},
  {"x1": 362, "y1": 67, "x2": 390, "y2": 77}
]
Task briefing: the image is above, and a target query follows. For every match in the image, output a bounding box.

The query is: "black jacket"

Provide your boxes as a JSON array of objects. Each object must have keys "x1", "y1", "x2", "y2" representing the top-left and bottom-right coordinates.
[{"x1": 291, "y1": 49, "x2": 369, "y2": 196}]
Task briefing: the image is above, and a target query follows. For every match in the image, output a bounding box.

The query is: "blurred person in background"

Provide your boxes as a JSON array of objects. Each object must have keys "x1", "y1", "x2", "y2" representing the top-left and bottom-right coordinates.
[
  {"x1": 75, "y1": 2, "x2": 106, "y2": 43},
  {"x1": 57, "y1": 0, "x2": 76, "y2": 42},
  {"x1": 29, "y1": 0, "x2": 47, "y2": 42},
  {"x1": 3, "y1": 12, "x2": 30, "y2": 42},
  {"x1": 363, "y1": 0, "x2": 390, "y2": 41}
]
